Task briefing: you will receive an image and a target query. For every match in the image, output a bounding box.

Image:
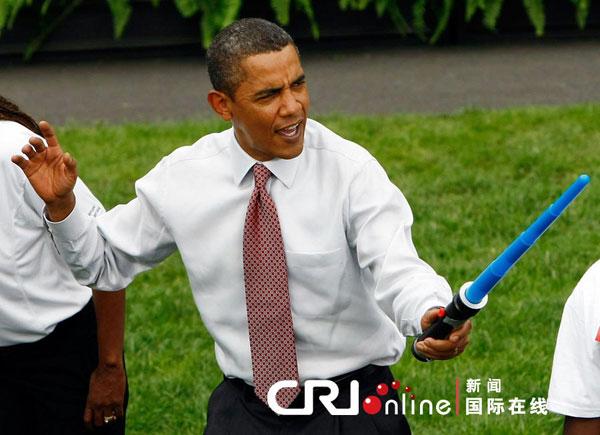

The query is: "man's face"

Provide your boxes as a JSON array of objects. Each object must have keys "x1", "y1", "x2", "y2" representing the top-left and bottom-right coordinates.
[{"x1": 228, "y1": 44, "x2": 310, "y2": 161}]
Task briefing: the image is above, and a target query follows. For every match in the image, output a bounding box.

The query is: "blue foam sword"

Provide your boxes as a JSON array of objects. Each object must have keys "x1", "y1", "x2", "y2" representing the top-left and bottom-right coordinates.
[{"x1": 413, "y1": 174, "x2": 591, "y2": 362}]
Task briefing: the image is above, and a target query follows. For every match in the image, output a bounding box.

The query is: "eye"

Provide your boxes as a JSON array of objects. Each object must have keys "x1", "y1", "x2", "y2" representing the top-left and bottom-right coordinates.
[
  {"x1": 292, "y1": 79, "x2": 306, "y2": 88},
  {"x1": 256, "y1": 91, "x2": 278, "y2": 101}
]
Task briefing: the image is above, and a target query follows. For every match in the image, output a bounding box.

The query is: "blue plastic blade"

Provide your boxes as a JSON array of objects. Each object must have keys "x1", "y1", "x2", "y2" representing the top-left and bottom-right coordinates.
[{"x1": 465, "y1": 174, "x2": 590, "y2": 304}]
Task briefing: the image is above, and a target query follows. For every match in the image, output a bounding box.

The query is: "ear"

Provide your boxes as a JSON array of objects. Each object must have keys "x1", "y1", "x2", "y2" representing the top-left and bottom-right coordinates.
[{"x1": 207, "y1": 90, "x2": 233, "y2": 121}]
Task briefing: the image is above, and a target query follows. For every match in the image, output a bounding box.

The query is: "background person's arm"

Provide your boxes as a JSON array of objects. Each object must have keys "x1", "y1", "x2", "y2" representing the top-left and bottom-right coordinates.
[
  {"x1": 548, "y1": 263, "x2": 600, "y2": 423},
  {"x1": 564, "y1": 416, "x2": 600, "y2": 435},
  {"x1": 84, "y1": 289, "x2": 127, "y2": 427}
]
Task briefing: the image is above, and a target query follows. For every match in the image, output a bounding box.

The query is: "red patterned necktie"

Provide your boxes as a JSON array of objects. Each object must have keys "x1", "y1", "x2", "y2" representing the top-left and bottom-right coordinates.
[{"x1": 243, "y1": 163, "x2": 300, "y2": 408}]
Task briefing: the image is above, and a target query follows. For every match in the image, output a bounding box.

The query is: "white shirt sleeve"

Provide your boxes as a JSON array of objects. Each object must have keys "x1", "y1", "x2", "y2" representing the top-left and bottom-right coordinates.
[
  {"x1": 46, "y1": 158, "x2": 177, "y2": 290},
  {"x1": 547, "y1": 263, "x2": 600, "y2": 418},
  {"x1": 72, "y1": 178, "x2": 106, "y2": 217},
  {"x1": 346, "y1": 159, "x2": 452, "y2": 336}
]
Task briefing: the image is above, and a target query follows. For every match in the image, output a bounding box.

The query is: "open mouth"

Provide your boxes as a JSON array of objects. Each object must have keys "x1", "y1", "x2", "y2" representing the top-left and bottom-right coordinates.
[{"x1": 276, "y1": 121, "x2": 302, "y2": 138}]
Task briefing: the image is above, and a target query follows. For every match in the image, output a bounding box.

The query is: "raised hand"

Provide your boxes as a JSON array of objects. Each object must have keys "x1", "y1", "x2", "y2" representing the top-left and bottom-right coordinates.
[{"x1": 11, "y1": 121, "x2": 77, "y2": 221}]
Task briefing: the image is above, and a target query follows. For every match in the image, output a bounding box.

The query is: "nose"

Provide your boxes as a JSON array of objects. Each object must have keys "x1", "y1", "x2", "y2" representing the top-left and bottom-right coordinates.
[{"x1": 279, "y1": 88, "x2": 301, "y2": 117}]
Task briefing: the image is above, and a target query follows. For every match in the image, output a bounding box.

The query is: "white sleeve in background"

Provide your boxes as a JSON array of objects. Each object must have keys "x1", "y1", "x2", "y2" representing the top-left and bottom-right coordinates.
[
  {"x1": 346, "y1": 159, "x2": 452, "y2": 337},
  {"x1": 46, "y1": 158, "x2": 177, "y2": 291},
  {"x1": 547, "y1": 260, "x2": 600, "y2": 418},
  {"x1": 8, "y1": 124, "x2": 105, "y2": 219}
]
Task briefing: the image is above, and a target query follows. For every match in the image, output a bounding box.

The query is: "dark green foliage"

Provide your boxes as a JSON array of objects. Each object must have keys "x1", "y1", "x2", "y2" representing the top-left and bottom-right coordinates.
[
  {"x1": 571, "y1": 0, "x2": 590, "y2": 28},
  {"x1": 523, "y1": 0, "x2": 546, "y2": 36},
  {"x1": 106, "y1": 0, "x2": 131, "y2": 38},
  {"x1": 271, "y1": 0, "x2": 292, "y2": 25},
  {"x1": 0, "y1": 0, "x2": 593, "y2": 59},
  {"x1": 466, "y1": 0, "x2": 504, "y2": 30}
]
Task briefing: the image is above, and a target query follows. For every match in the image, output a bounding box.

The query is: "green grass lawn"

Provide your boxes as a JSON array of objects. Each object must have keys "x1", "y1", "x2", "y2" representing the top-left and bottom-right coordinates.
[{"x1": 58, "y1": 104, "x2": 600, "y2": 434}]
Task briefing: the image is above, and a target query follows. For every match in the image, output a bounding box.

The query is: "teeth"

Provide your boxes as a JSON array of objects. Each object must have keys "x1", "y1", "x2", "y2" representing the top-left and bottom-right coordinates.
[{"x1": 279, "y1": 122, "x2": 300, "y2": 137}]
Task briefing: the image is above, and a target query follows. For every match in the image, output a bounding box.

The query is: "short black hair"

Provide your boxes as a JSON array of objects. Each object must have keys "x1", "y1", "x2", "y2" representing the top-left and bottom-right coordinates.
[
  {"x1": 207, "y1": 18, "x2": 296, "y2": 98},
  {"x1": 0, "y1": 95, "x2": 41, "y2": 135}
]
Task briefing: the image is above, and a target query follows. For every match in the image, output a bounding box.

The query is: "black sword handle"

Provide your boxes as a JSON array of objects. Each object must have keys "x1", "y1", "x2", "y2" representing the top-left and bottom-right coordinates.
[{"x1": 412, "y1": 290, "x2": 487, "y2": 362}]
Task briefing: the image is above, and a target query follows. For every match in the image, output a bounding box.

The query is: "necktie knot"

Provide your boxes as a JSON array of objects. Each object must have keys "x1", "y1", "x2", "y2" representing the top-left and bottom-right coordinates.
[{"x1": 252, "y1": 164, "x2": 271, "y2": 191}]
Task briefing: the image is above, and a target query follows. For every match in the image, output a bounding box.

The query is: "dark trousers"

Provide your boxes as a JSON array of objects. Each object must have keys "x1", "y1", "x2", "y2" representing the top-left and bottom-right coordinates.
[
  {"x1": 0, "y1": 299, "x2": 127, "y2": 435},
  {"x1": 205, "y1": 365, "x2": 411, "y2": 435}
]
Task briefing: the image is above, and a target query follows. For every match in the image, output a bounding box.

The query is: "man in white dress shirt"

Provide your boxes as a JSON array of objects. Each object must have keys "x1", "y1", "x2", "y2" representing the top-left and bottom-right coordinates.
[
  {"x1": 13, "y1": 19, "x2": 471, "y2": 434},
  {"x1": 548, "y1": 261, "x2": 600, "y2": 434},
  {"x1": 0, "y1": 95, "x2": 127, "y2": 434}
]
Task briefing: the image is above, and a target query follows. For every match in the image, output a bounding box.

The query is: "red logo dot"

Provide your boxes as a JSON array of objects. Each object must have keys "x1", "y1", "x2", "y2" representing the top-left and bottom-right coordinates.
[
  {"x1": 405, "y1": 386, "x2": 411, "y2": 393},
  {"x1": 391, "y1": 380, "x2": 401, "y2": 390},
  {"x1": 376, "y1": 383, "x2": 389, "y2": 396},
  {"x1": 362, "y1": 396, "x2": 382, "y2": 415},
  {"x1": 410, "y1": 394, "x2": 416, "y2": 400}
]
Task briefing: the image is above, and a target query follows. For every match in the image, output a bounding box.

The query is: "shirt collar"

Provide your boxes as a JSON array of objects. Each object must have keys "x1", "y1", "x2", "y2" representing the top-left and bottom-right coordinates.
[{"x1": 229, "y1": 128, "x2": 303, "y2": 189}]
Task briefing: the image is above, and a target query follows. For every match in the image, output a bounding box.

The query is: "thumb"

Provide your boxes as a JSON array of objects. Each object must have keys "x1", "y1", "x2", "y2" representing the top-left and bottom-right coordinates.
[{"x1": 421, "y1": 307, "x2": 442, "y2": 329}]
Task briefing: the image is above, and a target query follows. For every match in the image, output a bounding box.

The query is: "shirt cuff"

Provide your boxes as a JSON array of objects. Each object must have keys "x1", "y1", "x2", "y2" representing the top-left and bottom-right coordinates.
[{"x1": 44, "y1": 199, "x2": 90, "y2": 242}]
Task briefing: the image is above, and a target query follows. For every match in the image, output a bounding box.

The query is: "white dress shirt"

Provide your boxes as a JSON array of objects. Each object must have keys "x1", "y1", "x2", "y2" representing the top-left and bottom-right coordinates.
[
  {"x1": 548, "y1": 260, "x2": 600, "y2": 418},
  {"x1": 0, "y1": 121, "x2": 104, "y2": 346},
  {"x1": 47, "y1": 118, "x2": 452, "y2": 382}
]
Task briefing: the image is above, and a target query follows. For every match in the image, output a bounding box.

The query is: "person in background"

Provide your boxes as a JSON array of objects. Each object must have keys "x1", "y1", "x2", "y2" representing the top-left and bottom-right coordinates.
[
  {"x1": 548, "y1": 260, "x2": 600, "y2": 435},
  {"x1": 0, "y1": 95, "x2": 127, "y2": 434}
]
